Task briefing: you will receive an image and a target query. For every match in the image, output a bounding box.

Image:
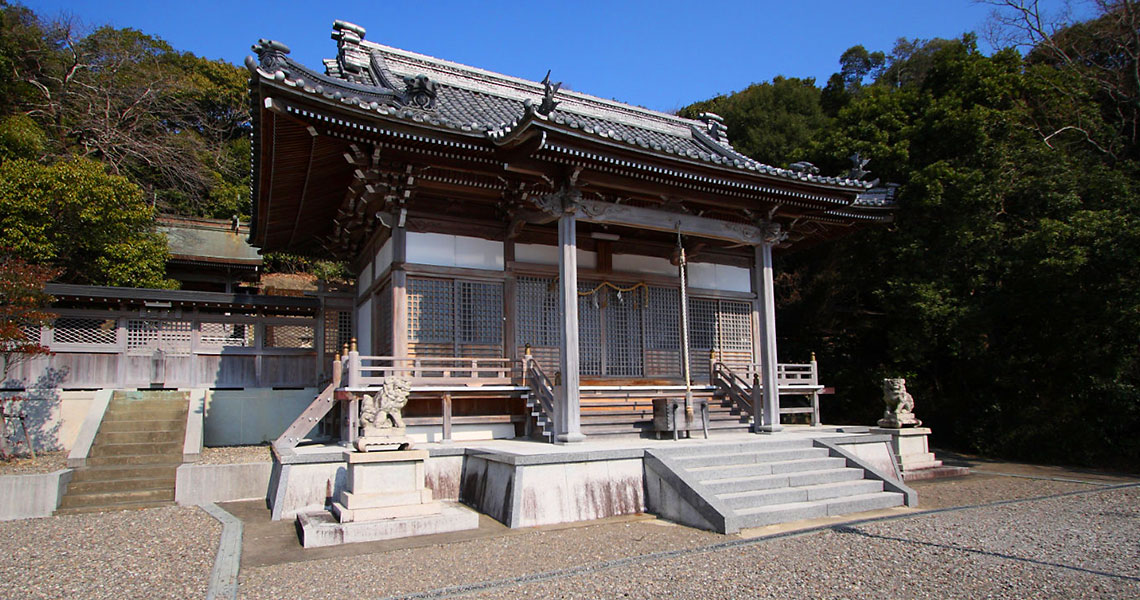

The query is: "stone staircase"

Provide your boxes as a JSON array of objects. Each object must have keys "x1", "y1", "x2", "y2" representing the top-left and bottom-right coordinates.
[
  {"x1": 56, "y1": 390, "x2": 187, "y2": 515},
  {"x1": 646, "y1": 438, "x2": 910, "y2": 533}
]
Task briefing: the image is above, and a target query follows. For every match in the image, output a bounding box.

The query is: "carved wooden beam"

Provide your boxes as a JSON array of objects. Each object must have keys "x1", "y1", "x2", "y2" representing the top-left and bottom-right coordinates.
[{"x1": 574, "y1": 198, "x2": 784, "y2": 245}]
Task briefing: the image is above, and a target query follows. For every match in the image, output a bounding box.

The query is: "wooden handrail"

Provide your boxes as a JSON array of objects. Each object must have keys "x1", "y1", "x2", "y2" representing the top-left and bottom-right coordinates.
[
  {"x1": 345, "y1": 354, "x2": 520, "y2": 386},
  {"x1": 524, "y1": 354, "x2": 556, "y2": 443}
]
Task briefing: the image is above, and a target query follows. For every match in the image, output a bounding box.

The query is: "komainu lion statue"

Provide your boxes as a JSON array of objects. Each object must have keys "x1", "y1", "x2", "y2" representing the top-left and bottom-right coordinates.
[
  {"x1": 878, "y1": 378, "x2": 921, "y2": 428},
  {"x1": 356, "y1": 377, "x2": 413, "y2": 451},
  {"x1": 361, "y1": 377, "x2": 412, "y2": 431}
]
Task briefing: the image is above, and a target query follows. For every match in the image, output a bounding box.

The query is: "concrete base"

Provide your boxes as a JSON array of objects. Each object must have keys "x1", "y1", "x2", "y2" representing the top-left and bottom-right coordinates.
[
  {"x1": 869, "y1": 427, "x2": 943, "y2": 471},
  {"x1": 902, "y1": 465, "x2": 971, "y2": 482},
  {"x1": 298, "y1": 502, "x2": 480, "y2": 548}
]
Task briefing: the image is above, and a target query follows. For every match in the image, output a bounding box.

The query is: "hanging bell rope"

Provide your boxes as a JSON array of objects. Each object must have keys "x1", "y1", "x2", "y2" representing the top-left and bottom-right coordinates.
[{"x1": 678, "y1": 226, "x2": 694, "y2": 419}]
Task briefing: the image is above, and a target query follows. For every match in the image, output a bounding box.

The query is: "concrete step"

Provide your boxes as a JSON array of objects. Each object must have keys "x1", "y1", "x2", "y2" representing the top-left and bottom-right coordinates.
[
  {"x1": 88, "y1": 441, "x2": 183, "y2": 457},
  {"x1": 55, "y1": 499, "x2": 174, "y2": 515},
  {"x1": 701, "y1": 466, "x2": 865, "y2": 495},
  {"x1": 98, "y1": 430, "x2": 183, "y2": 444},
  {"x1": 103, "y1": 408, "x2": 186, "y2": 421},
  {"x1": 57, "y1": 487, "x2": 175, "y2": 509},
  {"x1": 676, "y1": 447, "x2": 832, "y2": 468},
  {"x1": 719, "y1": 479, "x2": 885, "y2": 510},
  {"x1": 734, "y1": 492, "x2": 905, "y2": 528},
  {"x1": 98, "y1": 419, "x2": 186, "y2": 433},
  {"x1": 84, "y1": 454, "x2": 183, "y2": 467},
  {"x1": 69, "y1": 464, "x2": 179, "y2": 482},
  {"x1": 66, "y1": 476, "x2": 177, "y2": 494},
  {"x1": 658, "y1": 438, "x2": 815, "y2": 458}
]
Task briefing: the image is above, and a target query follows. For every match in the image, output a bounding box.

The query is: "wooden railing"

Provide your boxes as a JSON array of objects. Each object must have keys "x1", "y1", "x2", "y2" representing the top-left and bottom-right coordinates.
[
  {"x1": 345, "y1": 353, "x2": 519, "y2": 387},
  {"x1": 523, "y1": 351, "x2": 556, "y2": 442},
  {"x1": 712, "y1": 361, "x2": 754, "y2": 419},
  {"x1": 738, "y1": 361, "x2": 819, "y2": 388},
  {"x1": 712, "y1": 358, "x2": 824, "y2": 426}
]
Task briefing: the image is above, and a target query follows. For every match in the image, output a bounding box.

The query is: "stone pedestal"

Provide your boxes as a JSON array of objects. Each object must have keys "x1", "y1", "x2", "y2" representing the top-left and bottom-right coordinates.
[
  {"x1": 870, "y1": 427, "x2": 942, "y2": 471},
  {"x1": 332, "y1": 450, "x2": 439, "y2": 523},
  {"x1": 299, "y1": 449, "x2": 479, "y2": 547}
]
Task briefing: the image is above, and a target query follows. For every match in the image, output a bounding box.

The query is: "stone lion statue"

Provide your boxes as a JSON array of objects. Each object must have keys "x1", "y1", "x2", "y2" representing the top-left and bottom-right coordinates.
[
  {"x1": 361, "y1": 377, "x2": 412, "y2": 432},
  {"x1": 878, "y1": 378, "x2": 921, "y2": 428}
]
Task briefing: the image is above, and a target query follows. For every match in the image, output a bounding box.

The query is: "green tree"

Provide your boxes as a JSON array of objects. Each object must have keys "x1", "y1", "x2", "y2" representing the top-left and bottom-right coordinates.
[
  {"x1": 0, "y1": 158, "x2": 176, "y2": 288},
  {"x1": 680, "y1": 76, "x2": 830, "y2": 166},
  {"x1": 786, "y1": 34, "x2": 1140, "y2": 467}
]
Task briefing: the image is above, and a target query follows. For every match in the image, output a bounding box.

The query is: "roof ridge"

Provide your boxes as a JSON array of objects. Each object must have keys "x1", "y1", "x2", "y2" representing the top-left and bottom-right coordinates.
[{"x1": 357, "y1": 39, "x2": 700, "y2": 138}]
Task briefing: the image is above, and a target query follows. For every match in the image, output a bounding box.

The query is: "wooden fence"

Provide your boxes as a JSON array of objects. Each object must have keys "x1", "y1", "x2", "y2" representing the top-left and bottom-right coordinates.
[{"x1": 6, "y1": 309, "x2": 320, "y2": 390}]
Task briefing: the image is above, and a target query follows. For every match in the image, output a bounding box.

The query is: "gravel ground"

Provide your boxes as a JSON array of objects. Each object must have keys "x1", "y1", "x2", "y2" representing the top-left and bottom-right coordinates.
[
  {"x1": 200, "y1": 445, "x2": 272, "y2": 465},
  {"x1": 908, "y1": 472, "x2": 1098, "y2": 510},
  {"x1": 239, "y1": 481, "x2": 1140, "y2": 600},
  {"x1": 239, "y1": 517, "x2": 723, "y2": 599},
  {"x1": 0, "y1": 450, "x2": 67, "y2": 475},
  {"x1": 468, "y1": 486, "x2": 1140, "y2": 600},
  {"x1": 0, "y1": 505, "x2": 220, "y2": 600}
]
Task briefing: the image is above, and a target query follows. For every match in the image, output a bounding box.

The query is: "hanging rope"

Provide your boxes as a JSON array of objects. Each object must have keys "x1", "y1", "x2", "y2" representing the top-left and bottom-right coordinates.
[
  {"x1": 678, "y1": 227, "x2": 694, "y2": 418},
  {"x1": 548, "y1": 278, "x2": 651, "y2": 307}
]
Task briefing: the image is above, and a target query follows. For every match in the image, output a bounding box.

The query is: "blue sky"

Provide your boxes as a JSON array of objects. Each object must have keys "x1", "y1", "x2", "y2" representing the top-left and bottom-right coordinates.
[{"x1": 23, "y1": 1, "x2": 1083, "y2": 112}]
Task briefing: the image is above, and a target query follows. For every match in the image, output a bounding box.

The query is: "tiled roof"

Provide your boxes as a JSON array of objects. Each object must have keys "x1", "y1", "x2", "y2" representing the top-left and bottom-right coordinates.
[{"x1": 245, "y1": 21, "x2": 875, "y2": 191}]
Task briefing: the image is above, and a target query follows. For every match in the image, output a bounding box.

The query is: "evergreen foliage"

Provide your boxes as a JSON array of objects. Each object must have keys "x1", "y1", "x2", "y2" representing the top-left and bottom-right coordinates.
[{"x1": 688, "y1": 5, "x2": 1140, "y2": 468}]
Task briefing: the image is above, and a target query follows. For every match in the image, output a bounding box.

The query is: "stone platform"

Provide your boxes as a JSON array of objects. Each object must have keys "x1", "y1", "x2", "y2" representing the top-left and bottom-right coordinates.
[
  {"x1": 297, "y1": 449, "x2": 479, "y2": 547},
  {"x1": 299, "y1": 503, "x2": 480, "y2": 547}
]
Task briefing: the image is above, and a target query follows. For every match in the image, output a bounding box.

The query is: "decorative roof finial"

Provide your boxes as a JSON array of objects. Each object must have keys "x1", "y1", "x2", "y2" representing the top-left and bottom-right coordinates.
[
  {"x1": 848, "y1": 152, "x2": 871, "y2": 180},
  {"x1": 537, "y1": 70, "x2": 562, "y2": 116}
]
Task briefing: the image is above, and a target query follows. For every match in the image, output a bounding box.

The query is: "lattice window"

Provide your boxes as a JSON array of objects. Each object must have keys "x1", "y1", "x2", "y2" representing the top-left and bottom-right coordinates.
[
  {"x1": 604, "y1": 287, "x2": 643, "y2": 377},
  {"x1": 324, "y1": 309, "x2": 354, "y2": 355},
  {"x1": 645, "y1": 286, "x2": 682, "y2": 377},
  {"x1": 52, "y1": 317, "x2": 117, "y2": 346},
  {"x1": 645, "y1": 287, "x2": 681, "y2": 350},
  {"x1": 128, "y1": 320, "x2": 192, "y2": 354},
  {"x1": 577, "y1": 281, "x2": 602, "y2": 376},
  {"x1": 515, "y1": 276, "x2": 560, "y2": 348},
  {"x1": 457, "y1": 281, "x2": 502, "y2": 345},
  {"x1": 717, "y1": 300, "x2": 753, "y2": 353},
  {"x1": 200, "y1": 322, "x2": 255, "y2": 348},
  {"x1": 18, "y1": 323, "x2": 41, "y2": 344},
  {"x1": 407, "y1": 278, "x2": 454, "y2": 343},
  {"x1": 687, "y1": 298, "x2": 717, "y2": 351},
  {"x1": 264, "y1": 324, "x2": 315, "y2": 348},
  {"x1": 373, "y1": 283, "x2": 392, "y2": 356}
]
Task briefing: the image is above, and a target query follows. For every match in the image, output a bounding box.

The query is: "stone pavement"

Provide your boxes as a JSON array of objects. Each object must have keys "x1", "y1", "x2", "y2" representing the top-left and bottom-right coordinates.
[{"x1": 232, "y1": 455, "x2": 1140, "y2": 600}]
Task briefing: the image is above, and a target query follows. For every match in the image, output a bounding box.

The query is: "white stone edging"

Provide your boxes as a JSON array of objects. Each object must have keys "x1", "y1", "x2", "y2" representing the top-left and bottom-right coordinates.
[
  {"x1": 66, "y1": 389, "x2": 112, "y2": 468},
  {"x1": 200, "y1": 502, "x2": 242, "y2": 600}
]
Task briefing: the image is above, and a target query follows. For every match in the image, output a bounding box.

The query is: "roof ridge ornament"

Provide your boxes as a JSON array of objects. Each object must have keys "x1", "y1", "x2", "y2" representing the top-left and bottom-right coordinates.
[
  {"x1": 848, "y1": 152, "x2": 871, "y2": 180},
  {"x1": 537, "y1": 70, "x2": 562, "y2": 116},
  {"x1": 247, "y1": 39, "x2": 291, "y2": 73}
]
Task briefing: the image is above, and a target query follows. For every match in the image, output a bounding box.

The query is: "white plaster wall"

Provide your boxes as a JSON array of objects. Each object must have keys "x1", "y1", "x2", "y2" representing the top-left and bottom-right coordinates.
[
  {"x1": 406, "y1": 232, "x2": 504, "y2": 270},
  {"x1": 357, "y1": 259, "x2": 374, "y2": 297},
  {"x1": 612, "y1": 254, "x2": 676, "y2": 276},
  {"x1": 374, "y1": 238, "x2": 393, "y2": 278},
  {"x1": 687, "y1": 262, "x2": 751, "y2": 293},
  {"x1": 356, "y1": 298, "x2": 372, "y2": 356},
  {"x1": 1, "y1": 390, "x2": 92, "y2": 453},
  {"x1": 203, "y1": 388, "x2": 316, "y2": 446},
  {"x1": 515, "y1": 243, "x2": 597, "y2": 269}
]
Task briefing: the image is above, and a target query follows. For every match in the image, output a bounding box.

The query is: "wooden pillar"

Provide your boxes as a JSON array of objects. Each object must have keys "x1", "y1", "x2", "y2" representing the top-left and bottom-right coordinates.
[
  {"x1": 391, "y1": 225, "x2": 408, "y2": 358},
  {"x1": 753, "y1": 243, "x2": 782, "y2": 432},
  {"x1": 441, "y1": 393, "x2": 453, "y2": 443},
  {"x1": 556, "y1": 212, "x2": 584, "y2": 443}
]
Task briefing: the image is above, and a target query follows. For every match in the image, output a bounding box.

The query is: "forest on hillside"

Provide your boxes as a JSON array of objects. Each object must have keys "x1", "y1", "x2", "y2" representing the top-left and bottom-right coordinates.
[{"x1": 0, "y1": 1, "x2": 1136, "y2": 467}]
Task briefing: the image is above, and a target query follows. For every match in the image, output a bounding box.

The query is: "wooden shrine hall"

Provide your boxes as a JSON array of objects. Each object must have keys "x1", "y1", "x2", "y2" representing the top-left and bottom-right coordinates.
[{"x1": 248, "y1": 20, "x2": 896, "y2": 449}]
